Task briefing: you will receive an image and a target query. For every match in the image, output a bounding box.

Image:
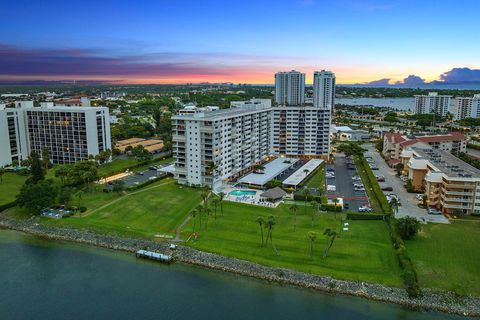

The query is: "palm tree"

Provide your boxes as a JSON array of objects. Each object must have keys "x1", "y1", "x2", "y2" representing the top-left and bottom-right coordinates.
[
  {"x1": 389, "y1": 197, "x2": 399, "y2": 215},
  {"x1": 303, "y1": 168, "x2": 310, "y2": 178},
  {"x1": 204, "y1": 206, "x2": 212, "y2": 230},
  {"x1": 255, "y1": 216, "x2": 266, "y2": 246},
  {"x1": 323, "y1": 228, "x2": 338, "y2": 258},
  {"x1": 0, "y1": 168, "x2": 5, "y2": 182},
  {"x1": 310, "y1": 201, "x2": 317, "y2": 226},
  {"x1": 308, "y1": 231, "x2": 317, "y2": 258},
  {"x1": 201, "y1": 187, "x2": 209, "y2": 207},
  {"x1": 302, "y1": 188, "x2": 310, "y2": 216},
  {"x1": 265, "y1": 215, "x2": 276, "y2": 244},
  {"x1": 332, "y1": 198, "x2": 339, "y2": 220},
  {"x1": 211, "y1": 198, "x2": 219, "y2": 220},
  {"x1": 289, "y1": 203, "x2": 298, "y2": 231},
  {"x1": 191, "y1": 209, "x2": 199, "y2": 233},
  {"x1": 218, "y1": 192, "x2": 226, "y2": 216},
  {"x1": 196, "y1": 204, "x2": 204, "y2": 229}
]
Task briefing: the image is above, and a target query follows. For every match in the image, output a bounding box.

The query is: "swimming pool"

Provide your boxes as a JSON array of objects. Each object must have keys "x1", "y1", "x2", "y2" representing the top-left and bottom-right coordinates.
[{"x1": 229, "y1": 190, "x2": 257, "y2": 196}]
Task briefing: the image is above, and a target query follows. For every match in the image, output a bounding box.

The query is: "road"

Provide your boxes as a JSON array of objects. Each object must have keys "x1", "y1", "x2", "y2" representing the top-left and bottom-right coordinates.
[
  {"x1": 365, "y1": 145, "x2": 450, "y2": 224},
  {"x1": 325, "y1": 153, "x2": 369, "y2": 212}
]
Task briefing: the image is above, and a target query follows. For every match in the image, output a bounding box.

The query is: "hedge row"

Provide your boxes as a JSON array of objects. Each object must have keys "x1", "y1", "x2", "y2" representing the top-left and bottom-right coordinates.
[
  {"x1": 354, "y1": 154, "x2": 420, "y2": 298},
  {"x1": 346, "y1": 212, "x2": 386, "y2": 220},
  {"x1": 293, "y1": 194, "x2": 323, "y2": 202},
  {"x1": 467, "y1": 142, "x2": 480, "y2": 150},
  {"x1": 354, "y1": 156, "x2": 392, "y2": 215}
]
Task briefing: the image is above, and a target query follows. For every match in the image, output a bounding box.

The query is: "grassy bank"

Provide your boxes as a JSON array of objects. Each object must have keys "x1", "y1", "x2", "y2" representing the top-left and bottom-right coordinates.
[
  {"x1": 406, "y1": 221, "x2": 480, "y2": 296},
  {"x1": 0, "y1": 173, "x2": 27, "y2": 206},
  {"x1": 7, "y1": 178, "x2": 202, "y2": 239},
  {"x1": 183, "y1": 201, "x2": 403, "y2": 287}
]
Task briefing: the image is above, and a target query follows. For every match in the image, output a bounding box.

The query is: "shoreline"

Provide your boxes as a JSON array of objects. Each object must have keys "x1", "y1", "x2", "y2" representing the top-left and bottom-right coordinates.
[{"x1": 1, "y1": 213, "x2": 478, "y2": 318}]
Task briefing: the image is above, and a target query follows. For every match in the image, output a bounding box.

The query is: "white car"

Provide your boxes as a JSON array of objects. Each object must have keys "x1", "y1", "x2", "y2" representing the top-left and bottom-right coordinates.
[
  {"x1": 358, "y1": 206, "x2": 372, "y2": 213},
  {"x1": 327, "y1": 185, "x2": 336, "y2": 192},
  {"x1": 415, "y1": 194, "x2": 424, "y2": 201}
]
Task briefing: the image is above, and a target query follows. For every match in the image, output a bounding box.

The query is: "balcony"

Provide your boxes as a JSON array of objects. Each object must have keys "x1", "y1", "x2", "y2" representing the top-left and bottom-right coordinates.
[
  {"x1": 443, "y1": 182, "x2": 475, "y2": 189},
  {"x1": 443, "y1": 190, "x2": 474, "y2": 196},
  {"x1": 443, "y1": 203, "x2": 472, "y2": 210},
  {"x1": 172, "y1": 134, "x2": 186, "y2": 142}
]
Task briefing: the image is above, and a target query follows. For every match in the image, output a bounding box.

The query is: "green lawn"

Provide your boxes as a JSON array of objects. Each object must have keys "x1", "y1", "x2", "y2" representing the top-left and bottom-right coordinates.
[
  {"x1": 183, "y1": 201, "x2": 403, "y2": 286},
  {"x1": 39, "y1": 179, "x2": 203, "y2": 238},
  {"x1": 406, "y1": 220, "x2": 480, "y2": 296},
  {"x1": 0, "y1": 173, "x2": 27, "y2": 205},
  {"x1": 304, "y1": 164, "x2": 326, "y2": 191}
]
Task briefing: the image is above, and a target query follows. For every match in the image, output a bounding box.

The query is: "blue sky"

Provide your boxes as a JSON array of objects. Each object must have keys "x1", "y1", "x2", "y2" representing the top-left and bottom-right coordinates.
[{"x1": 1, "y1": 0, "x2": 479, "y2": 84}]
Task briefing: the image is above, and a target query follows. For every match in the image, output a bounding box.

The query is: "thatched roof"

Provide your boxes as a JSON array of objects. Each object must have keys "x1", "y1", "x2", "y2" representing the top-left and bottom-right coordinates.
[{"x1": 260, "y1": 187, "x2": 287, "y2": 200}]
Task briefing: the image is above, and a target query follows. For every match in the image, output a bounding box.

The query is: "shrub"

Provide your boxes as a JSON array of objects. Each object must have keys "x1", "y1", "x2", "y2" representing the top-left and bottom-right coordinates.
[
  {"x1": 396, "y1": 216, "x2": 422, "y2": 240},
  {"x1": 347, "y1": 212, "x2": 386, "y2": 220}
]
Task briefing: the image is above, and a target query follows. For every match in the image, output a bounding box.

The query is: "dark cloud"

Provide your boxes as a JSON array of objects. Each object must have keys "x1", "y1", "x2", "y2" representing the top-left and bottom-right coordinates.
[
  {"x1": 395, "y1": 75, "x2": 426, "y2": 86},
  {"x1": 362, "y1": 78, "x2": 391, "y2": 86},
  {"x1": 0, "y1": 44, "x2": 253, "y2": 78},
  {"x1": 438, "y1": 67, "x2": 480, "y2": 84}
]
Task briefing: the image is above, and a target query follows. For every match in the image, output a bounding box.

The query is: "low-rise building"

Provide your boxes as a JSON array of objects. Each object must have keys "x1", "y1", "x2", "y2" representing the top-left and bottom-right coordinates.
[
  {"x1": 383, "y1": 131, "x2": 466, "y2": 160},
  {"x1": 400, "y1": 147, "x2": 480, "y2": 215}
]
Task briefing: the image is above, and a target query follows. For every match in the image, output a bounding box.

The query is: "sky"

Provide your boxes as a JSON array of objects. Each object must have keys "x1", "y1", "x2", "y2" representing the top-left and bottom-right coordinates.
[{"x1": 1, "y1": 0, "x2": 480, "y2": 85}]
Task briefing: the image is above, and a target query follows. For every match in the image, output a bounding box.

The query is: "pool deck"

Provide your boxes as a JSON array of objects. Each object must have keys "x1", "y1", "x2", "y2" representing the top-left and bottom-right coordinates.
[{"x1": 222, "y1": 185, "x2": 283, "y2": 208}]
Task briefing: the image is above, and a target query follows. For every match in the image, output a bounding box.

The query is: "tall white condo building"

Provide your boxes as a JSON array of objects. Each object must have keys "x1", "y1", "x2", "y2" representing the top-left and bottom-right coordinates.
[
  {"x1": 172, "y1": 70, "x2": 335, "y2": 189},
  {"x1": 451, "y1": 95, "x2": 480, "y2": 121},
  {"x1": 274, "y1": 70, "x2": 305, "y2": 105},
  {"x1": 0, "y1": 101, "x2": 111, "y2": 167},
  {"x1": 415, "y1": 92, "x2": 452, "y2": 116}
]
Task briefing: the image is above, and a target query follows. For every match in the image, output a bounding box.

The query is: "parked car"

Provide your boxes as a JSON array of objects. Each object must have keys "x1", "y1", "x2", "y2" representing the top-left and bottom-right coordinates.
[
  {"x1": 326, "y1": 167, "x2": 335, "y2": 172},
  {"x1": 344, "y1": 202, "x2": 349, "y2": 209},
  {"x1": 415, "y1": 194, "x2": 424, "y2": 201},
  {"x1": 428, "y1": 208, "x2": 442, "y2": 215},
  {"x1": 376, "y1": 175, "x2": 385, "y2": 182},
  {"x1": 381, "y1": 186, "x2": 393, "y2": 191},
  {"x1": 358, "y1": 206, "x2": 372, "y2": 213},
  {"x1": 371, "y1": 166, "x2": 379, "y2": 170}
]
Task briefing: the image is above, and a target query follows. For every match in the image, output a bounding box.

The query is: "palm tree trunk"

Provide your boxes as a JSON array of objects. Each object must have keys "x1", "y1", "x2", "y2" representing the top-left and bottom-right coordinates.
[{"x1": 260, "y1": 226, "x2": 264, "y2": 246}]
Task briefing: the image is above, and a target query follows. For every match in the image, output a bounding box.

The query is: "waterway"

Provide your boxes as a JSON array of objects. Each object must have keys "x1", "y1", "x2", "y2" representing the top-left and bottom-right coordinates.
[
  {"x1": 0, "y1": 230, "x2": 465, "y2": 320},
  {"x1": 336, "y1": 97, "x2": 415, "y2": 111}
]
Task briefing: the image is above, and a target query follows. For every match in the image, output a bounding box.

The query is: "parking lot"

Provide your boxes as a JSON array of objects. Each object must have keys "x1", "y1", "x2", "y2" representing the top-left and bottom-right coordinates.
[
  {"x1": 325, "y1": 153, "x2": 370, "y2": 212},
  {"x1": 365, "y1": 144, "x2": 450, "y2": 224}
]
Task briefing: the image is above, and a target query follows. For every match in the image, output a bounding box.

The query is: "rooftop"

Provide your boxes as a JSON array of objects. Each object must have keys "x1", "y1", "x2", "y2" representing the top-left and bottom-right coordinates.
[
  {"x1": 238, "y1": 157, "x2": 299, "y2": 186},
  {"x1": 411, "y1": 147, "x2": 480, "y2": 179},
  {"x1": 282, "y1": 159, "x2": 324, "y2": 187},
  {"x1": 172, "y1": 104, "x2": 271, "y2": 121}
]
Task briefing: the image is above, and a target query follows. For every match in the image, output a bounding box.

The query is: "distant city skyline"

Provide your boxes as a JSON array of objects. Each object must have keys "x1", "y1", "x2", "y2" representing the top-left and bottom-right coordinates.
[{"x1": 1, "y1": 0, "x2": 480, "y2": 86}]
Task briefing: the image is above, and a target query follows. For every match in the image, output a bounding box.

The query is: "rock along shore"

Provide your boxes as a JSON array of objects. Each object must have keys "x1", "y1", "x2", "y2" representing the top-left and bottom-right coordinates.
[{"x1": 0, "y1": 212, "x2": 478, "y2": 318}]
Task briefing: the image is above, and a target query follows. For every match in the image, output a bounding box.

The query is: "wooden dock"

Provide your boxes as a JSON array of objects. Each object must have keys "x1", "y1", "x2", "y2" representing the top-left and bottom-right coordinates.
[{"x1": 136, "y1": 250, "x2": 172, "y2": 264}]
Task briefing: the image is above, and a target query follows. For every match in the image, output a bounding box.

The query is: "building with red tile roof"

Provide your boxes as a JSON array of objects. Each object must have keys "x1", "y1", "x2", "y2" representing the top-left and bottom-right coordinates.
[{"x1": 383, "y1": 132, "x2": 466, "y2": 160}]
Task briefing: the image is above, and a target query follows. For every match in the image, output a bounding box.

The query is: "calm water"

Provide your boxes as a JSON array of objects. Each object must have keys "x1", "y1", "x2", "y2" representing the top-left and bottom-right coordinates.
[
  {"x1": 0, "y1": 230, "x2": 464, "y2": 320},
  {"x1": 336, "y1": 97, "x2": 415, "y2": 111}
]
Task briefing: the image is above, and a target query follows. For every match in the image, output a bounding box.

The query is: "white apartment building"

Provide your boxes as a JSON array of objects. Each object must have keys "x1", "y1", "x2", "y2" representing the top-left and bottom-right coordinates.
[
  {"x1": 172, "y1": 70, "x2": 335, "y2": 188},
  {"x1": 172, "y1": 99, "x2": 272, "y2": 189},
  {"x1": 415, "y1": 92, "x2": 452, "y2": 116},
  {"x1": 272, "y1": 70, "x2": 335, "y2": 158},
  {"x1": 0, "y1": 101, "x2": 111, "y2": 166},
  {"x1": 271, "y1": 106, "x2": 331, "y2": 156},
  {"x1": 313, "y1": 70, "x2": 336, "y2": 109},
  {"x1": 451, "y1": 95, "x2": 480, "y2": 121},
  {"x1": 274, "y1": 70, "x2": 305, "y2": 105}
]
